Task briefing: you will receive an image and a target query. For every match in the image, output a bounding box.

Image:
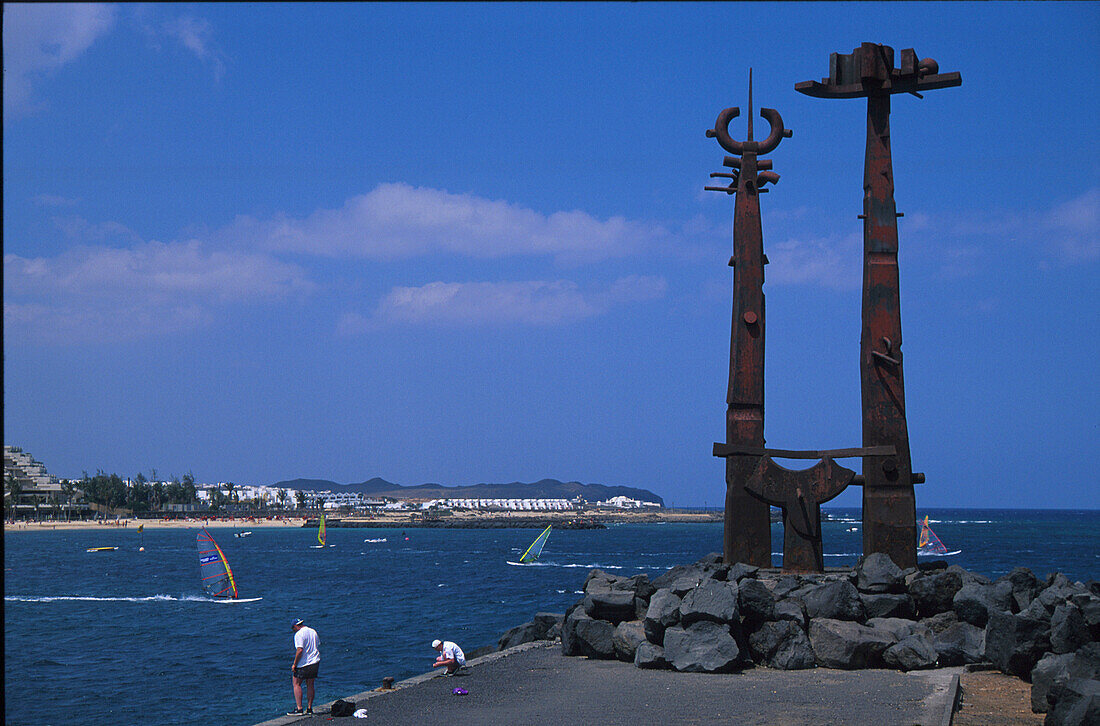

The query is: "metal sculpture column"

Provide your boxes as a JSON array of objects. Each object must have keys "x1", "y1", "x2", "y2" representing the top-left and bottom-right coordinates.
[
  {"x1": 796, "y1": 43, "x2": 960, "y2": 568},
  {"x1": 704, "y1": 72, "x2": 791, "y2": 567}
]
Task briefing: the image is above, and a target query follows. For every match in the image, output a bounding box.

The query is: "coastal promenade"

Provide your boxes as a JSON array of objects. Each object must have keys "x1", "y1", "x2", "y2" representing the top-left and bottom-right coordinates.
[{"x1": 255, "y1": 642, "x2": 964, "y2": 726}]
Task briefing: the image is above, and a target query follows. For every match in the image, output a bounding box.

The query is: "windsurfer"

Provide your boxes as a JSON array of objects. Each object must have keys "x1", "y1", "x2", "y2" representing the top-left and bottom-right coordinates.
[
  {"x1": 289, "y1": 619, "x2": 320, "y2": 715},
  {"x1": 431, "y1": 639, "x2": 466, "y2": 675}
]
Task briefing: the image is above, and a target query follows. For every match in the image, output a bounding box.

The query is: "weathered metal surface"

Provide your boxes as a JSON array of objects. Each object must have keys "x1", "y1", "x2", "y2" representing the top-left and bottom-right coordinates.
[
  {"x1": 713, "y1": 444, "x2": 895, "y2": 460},
  {"x1": 705, "y1": 71, "x2": 791, "y2": 567},
  {"x1": 797, "y1": 43, "x2": 960, "y2": 569},
  {"x1": 744, "y1": 457, "x2": 856, "y2": 572}
]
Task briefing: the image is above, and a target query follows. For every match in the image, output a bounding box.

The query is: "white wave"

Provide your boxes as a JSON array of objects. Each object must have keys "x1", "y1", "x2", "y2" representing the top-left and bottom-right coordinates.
[
  {"x1": 363, "y1": 538, "x2": 387, "y2": 543},
  {"x1": 504, "y1": 561, "x2": 623, "y2": 569}
]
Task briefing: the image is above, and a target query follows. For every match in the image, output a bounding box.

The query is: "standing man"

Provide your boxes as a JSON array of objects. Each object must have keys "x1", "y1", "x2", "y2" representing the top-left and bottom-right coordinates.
[
  {"x1": 288, "y1": 618, "x2": 320, "y2": 715},
  {"x1": 431, "y1": 639, "x2": 466, "y2": 675}
]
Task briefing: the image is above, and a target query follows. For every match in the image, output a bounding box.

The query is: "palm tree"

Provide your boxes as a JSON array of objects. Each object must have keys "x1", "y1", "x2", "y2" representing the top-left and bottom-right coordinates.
[{"x1": 277, "y1": 489, "x2": 289, "y2": 510}]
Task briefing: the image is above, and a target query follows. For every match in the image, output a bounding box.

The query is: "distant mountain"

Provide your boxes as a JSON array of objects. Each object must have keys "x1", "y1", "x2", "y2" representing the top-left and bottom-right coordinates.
[{"x1": 271, "y1": 477, "x2": 665, "y2": 506}]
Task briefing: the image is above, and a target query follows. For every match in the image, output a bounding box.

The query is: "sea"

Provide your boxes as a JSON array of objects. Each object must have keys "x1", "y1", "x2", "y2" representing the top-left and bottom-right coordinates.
[{"x1": 4, "y1": 508, "x2": 1098, "y2": 726}]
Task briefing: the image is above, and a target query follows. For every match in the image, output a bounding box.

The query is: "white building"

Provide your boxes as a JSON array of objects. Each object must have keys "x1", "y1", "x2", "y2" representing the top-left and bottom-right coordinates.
[
  {"x1": 4, "y1": 445, "x2": 64, "y2": 515},
  {"x1": 595, "y1": 495, "x2": 662, "y2": 509}
]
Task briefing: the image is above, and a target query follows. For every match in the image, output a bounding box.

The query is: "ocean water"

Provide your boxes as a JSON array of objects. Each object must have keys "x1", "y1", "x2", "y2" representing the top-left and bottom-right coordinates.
[{"x1": 4, "y1": 509, "x2": 1097, "y2": 726}]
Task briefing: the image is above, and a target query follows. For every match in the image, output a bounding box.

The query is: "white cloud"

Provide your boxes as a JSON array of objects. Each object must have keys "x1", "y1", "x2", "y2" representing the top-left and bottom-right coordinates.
[
  {"x1": 1047, "y1": 189, "x2": 1099, "y2": 263},
  {"x1": 765, "y1": 233, "x2": 862, "y2": 290},
  {"x1": 32, "y1": 194, "x2": 82, "y2": 207},
  {"x1": 338, "y1": 275, "x2": 667, "y2": 333},
  {"x1": 161, "y1": 15, "x2": 225, "y2": 80},
  {"x1": 3, "y1": 3, "x2": 118, "y2": 116},
  {"x1": 4, "y1": 240, "x2": 314, "y2": 343},
  {"x1": 222, "y1": 183, "x2": 668, "y2": 265}
]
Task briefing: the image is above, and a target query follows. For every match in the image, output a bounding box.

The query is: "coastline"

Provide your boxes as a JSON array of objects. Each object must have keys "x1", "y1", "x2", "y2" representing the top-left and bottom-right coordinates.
[{"x1": 2, "y1": 509, "x2": 722, "y2": 533}]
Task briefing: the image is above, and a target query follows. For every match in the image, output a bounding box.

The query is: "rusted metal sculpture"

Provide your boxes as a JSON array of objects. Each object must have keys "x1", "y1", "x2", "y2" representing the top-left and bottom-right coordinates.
[
  {"x1": 796, "y1": 43, "x2": 960, "y2": 569},
  {"x1": 704, "y1": 71, "x2": 790, "y2": 568}
]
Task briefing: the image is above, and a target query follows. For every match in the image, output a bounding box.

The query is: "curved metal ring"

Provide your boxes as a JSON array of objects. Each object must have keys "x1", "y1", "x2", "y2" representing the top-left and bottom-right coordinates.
[
  {"x1": 710, "y1": 107, "x2": 743, "y2": 154},
  {"x1": 756, "y1": 108, "x2": 790, "y2": 154}
]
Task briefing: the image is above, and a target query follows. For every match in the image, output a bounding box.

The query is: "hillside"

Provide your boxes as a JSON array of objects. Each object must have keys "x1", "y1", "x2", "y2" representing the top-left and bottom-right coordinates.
[{"x1": 271, "y1": 477, "x2": 665, "y2": 506}]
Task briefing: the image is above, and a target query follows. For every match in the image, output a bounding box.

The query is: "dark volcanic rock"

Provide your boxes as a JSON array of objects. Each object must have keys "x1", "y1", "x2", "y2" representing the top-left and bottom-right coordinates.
[
  {"x1": 1051, "y1": 603, "x2": 1091, "y2": 654},
  {"x1": 953, "y1": 581, "x2": 1013, "y2": 627},
  {"x1": 1045, "y1": 677, "x2": 1100, "y2": 726},
  {"x1": 774, "y1": 598, "x2": 807, "y2": 626},
  {"x1": 651, "y1": 564, "x2": 706, "y2": 593},
  {"x1": 803, "y1": 580, "x2": 865, "y2": 622},
  {"x1": 861, "y1": 592, "x2": 916, "y2": 620},
  {"x1": 933, "y1": 621, "x2": 985, "y2": 666},
  {"x1": 883, "y1": 633, "x2": 939, "y2": 671},
  {"x1": 679, "y1": 580, "x2": 739, "y2": 626},
  {"x1": 499, "y1": 621, "x2": 541, "y2": 650},
  {"x1": 1030, "y1": 646, "x2": 1100, "y2": 714},
  {"x1": 910, "y1": 570, "x2": 964, "y2": 618},
  {"x1": 770, "y1": 575, "x2": 804, "y2": 600},
  {"x1": 663, "y1": 620, "x2": 742, "y2": 673},
  {"x1": 855, "y1": 553, "x2": 906, "y2": 594},
  {"x1": 634, "y1": 641, "x2": 670, "y2": 670},
  {"x1": 998, "y1": 566, "x2": 1045, "y2": 612},
  {"x1": 921, "y1": 610, "x2": 959, "y2": 634},
  {"x1": 983, "y1": 608, "x2": 1051, "y2": 680},
  {"x1": 866, "y1": 617, "x2": 929, "y2": 641},
  {"x1": 748, "y1": 620, "x2": 815, "y2": 670},
  {"x1": 726, "y1": 562, "x2": 761, "y2": 583},
  {"x1": 809, "y1": 618, "x2": 896, "y2": 669},
  {"x1": 738, "y1": 579, "x2": 776, "y2": 624},
  {"x1": 643, "y1": 588, "x2": 682, "y2": 644},
  {"x1": 612, "y1": 620, "x2": 647, "y2": 663},
  {"x1": 584, "y1": 587, "x2": 637, "y2": 624},
  {"x1": 561, "y1": 608, "x2": 615, "y2": 659}
]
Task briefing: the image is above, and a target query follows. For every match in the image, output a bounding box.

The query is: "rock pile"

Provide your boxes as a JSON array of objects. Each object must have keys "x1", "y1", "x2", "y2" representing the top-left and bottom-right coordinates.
[{"x1": 501, "y1": 553, "x2": 1098, "y2": 722}]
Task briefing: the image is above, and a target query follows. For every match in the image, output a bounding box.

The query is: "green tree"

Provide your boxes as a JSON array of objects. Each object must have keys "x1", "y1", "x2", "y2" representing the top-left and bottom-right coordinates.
[
  {"x1": 277, "y1": 489, "x2": 288, "y2": 510},
  {"x1": 62, "y1": 479, "x2": 76, "y2": 521},
  {"x1": 182, "y1": 472, "x2": 197, "y2": 504},
  {"x1": 294, "y1": 490, "x2": 307, "y2": 510},
  {"x1": 151, "y1": 481, "x2": 166, "y2": 511},
  {"x1": 5, "y1": 472, "x2": 22, "y2": 519}
]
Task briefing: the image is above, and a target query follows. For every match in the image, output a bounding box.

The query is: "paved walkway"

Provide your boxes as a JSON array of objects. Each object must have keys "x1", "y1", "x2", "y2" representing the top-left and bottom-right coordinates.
[{"x1": 256, "y1": 642, "x2": 961, "y2": 726}]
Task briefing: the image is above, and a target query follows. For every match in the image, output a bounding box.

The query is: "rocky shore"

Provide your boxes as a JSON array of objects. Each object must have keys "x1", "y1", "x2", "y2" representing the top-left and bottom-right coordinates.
[{"x1": 495, "y1": 554, "x2": 1099, "y2": 725}]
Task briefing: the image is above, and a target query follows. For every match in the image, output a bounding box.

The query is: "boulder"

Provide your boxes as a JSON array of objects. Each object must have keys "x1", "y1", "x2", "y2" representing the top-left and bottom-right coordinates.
[
  {"x1": 1071, "y1": 594, "x2": 1100, "y2": 641},
  {"x1": 933, "y1": 621, "x2": 985, "y2": 666},
  {"x1": 910, "y1": 570, "x2": 964, "y2": 618},
  {"x1": 809, "y1": 618, "x2": 896, "y2": 669},
  {"x1": 663, "y1": 621, "x2": 742, "y2": 673},
  {"x1": 748, "y1": 620, "x2": 815, "y2": 670},
  {"x1": 998, "y1": 566, "x2": 1044, "y2": 612},
  {"x1": 866, "y1": 617, "x2": 930, "y2": 641},
  {"x1": 946, "y1": 564, "x2": 991, "y2": 587},
  {"x1": 983, "y1": 608, "x2": 1051, "y2": 679},
  {"x1": 953, "y1": 581, "x2": 1014, "y2": 627},
  {"x1": 770, "y1": 575, "x2": 804, "y2": 600},
  {"x1": 921, "y1": 610, "x2": 959, "y2": 634},
  {"x1": 803, "y1": 580, "x2": 865, "y2": 622},
  {"x1": 499, "y1": 621, "x2": 542, "y2": 650},
  {"x1": 861, "y1": 592, "x2": 916, "y2": 620},
  {"x1": 612, "y1": 620, "x2": 647, "y2": 663},
  {"x1": 883, "y1": 633, "x2": 939, "y2": 671},
  {"x1": 1039, "y1": 579, "x2": 1087, "y2": 613},
  {"x1": 1051, "y1": 603, "x2": 1091, "y2": 654},
  {"x1": 584, "y1": 587, "x2": 637, "y2": 624},
  {"x1": 774, "y1": 598, "x2": 807, "y2": 626},
  {"x1": 1045, "y1": 677, "x2": 1100, "y2": 726},
  {"x1": 738, "y1": 579, "x2": 776, "y2": 624},
  {"x1": 643, "y1": 589, "x2": 682, "y2": 644},
  {"x1": 679, "y1": 580, "x2": 739, "y2": 626},
  {"x1": 855, "y1": 553, "x2": 906, "y2": 593},
  {"x1": 1030, "y1": 649, "x2": 1100, "y2": 714},
  {"x1": 726, "y1": 562, "x2": 761, "y2": 583},
  {"x1": 561, "y1": 608, "x2": 615, "y2": 659},
  {"x1": 652, "y1": 564, "x2": 706, "y2": 592},
  {"x1": 634, "y1": 641, "x2": 670, "y2": 670}
]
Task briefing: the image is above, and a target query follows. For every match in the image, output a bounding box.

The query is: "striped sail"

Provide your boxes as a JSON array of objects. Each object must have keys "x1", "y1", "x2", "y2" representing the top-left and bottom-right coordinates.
[
  {"x1": 519, "y1": 525, "x2": 552, "y2": 563},
  {"x1": 918, "y1": 516, "x2": 948, "y2": 556},
  {"x1": 197, "y1": 528, "x2": 239, "y2": 599}
]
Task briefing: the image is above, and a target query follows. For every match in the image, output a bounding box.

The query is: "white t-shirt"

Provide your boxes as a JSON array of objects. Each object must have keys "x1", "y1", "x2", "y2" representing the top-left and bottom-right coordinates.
[
  {"x1": 442, "y1": 641, "x2": 465, "y2": 665},
  {"x1": 294, "y1": 626, "x2": 320, "y2": 667}
]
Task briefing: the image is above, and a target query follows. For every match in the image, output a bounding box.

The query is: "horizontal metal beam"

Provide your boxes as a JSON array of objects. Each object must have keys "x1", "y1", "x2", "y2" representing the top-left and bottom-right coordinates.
[{"x1": 713, "y1": 443, "x2": 896, "y2": 459}]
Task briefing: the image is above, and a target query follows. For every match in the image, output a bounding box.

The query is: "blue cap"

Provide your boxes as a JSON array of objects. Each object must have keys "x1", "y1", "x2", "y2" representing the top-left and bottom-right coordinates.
[{"x1": 293, "y1": 618, "x2": 305, "y2": 628}]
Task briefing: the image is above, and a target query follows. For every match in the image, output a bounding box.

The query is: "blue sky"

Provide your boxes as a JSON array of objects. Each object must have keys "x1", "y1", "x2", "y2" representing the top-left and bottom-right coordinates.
[{"x1": 4, "y1": 3, "x2": 1097, "y2": 508}]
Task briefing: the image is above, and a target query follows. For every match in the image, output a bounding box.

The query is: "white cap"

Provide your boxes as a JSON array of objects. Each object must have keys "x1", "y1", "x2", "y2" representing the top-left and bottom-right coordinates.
[{"x1": 431, "y1": 639, "x2": 442, "y2": 648}]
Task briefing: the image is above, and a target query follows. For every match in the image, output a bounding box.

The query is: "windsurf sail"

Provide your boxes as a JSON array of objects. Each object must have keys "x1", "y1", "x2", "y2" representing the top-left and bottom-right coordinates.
[
  {"x1": 317, "y1": 513, "x2": 326, "y2": 546},
  {"x1": 197, "y1": 528, "x2": 239, "y2": 599},
  {"x1": 518, "y1": 525, "x2": 552, "y2": 563},
  {"x1": 918, "y1": 516, "x2": 948, "y2": 556}
]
